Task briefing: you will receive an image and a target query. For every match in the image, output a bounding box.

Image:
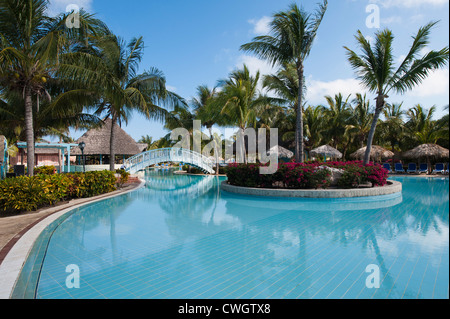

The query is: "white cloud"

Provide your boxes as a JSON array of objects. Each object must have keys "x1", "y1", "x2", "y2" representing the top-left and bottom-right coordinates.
[
  {"x1": 305, "y1": 77, "x2": 369, "y2": 104},
  {"x1": 248, "y1": 16, "x2": 272, "y2": 35},
  {"x1": 166, "y1": 85, "x2": 177, "y2": 92},
  {"x1": 408, "y1": 68, "x2": 449, "y2": 98},
  {"x1": 381, "y1": 16, "x2": 402, "y2": 25},
  {"x1": 369, "y1": 0, "x2": 448, "y2": 8},
  {"x1": 47, "y1": 0, "x2": 93, "y2": 16},
  {"x1": 235, "y1": 55, "x2": 279, "y2": 77}
]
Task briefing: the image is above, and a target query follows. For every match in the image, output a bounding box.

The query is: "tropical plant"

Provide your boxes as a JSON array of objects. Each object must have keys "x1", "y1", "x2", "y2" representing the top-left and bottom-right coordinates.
[
  {"x1": 211, "y1": 65, "x2": 273, "y2": 164},
  {"x1": 404, "y1": 104, "x2": 447, "y2": 146},
  {"x1": 241, "y1": 1, "x2": 328, "y2": 162},
  {"x1": 0, "y1": 0, "x2": 108, "y2": 176},
  {"x1": 346, "y1": 93, "x2": 374, "y2": 149},
  {"x1": 344, "y1": 22, "x2": 449, "y2": 165},
  {"x1": 61, "y1": 34, "x2": 187, "y2": 171},
  {"x1": 323, "y1": 93, "x2": 353, "y2": 149}
]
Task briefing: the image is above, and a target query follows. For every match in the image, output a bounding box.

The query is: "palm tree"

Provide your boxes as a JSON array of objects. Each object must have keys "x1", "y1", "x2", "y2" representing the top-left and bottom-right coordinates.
[
  {"x1": 303, "y1": 104, "x2": 326, "y2": 151},
  {"x1": 377, "y1": 102, "x2": 405, "y2": 152},
  {"x1": 346, "y1": 93, "x2": 374, "y2": 149},
  {"x1": 0, "y1": 0, "x2": 107, "y2": 175},
  {"x1": 344, "y1": 22, "x2": 449, "y2": 165},
  {"x1": 64, "y1": 34, "x2": 187, "y2": 171},
  {"x1": 323, "y1": 93, "x2": 353, "y2": 149},
  {"x1": 240, "y1": 1, "x2": 328, "y2": 163},
  {"x1": 405, "y1": 104, "x2": 447, "y2": 146},
  {"x1": 211, "y1": 65, "x2": 270, "y2": 164}
]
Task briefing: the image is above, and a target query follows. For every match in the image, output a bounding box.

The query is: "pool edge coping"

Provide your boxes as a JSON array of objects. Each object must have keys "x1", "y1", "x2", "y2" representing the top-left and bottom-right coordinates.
[
  {"x1": 220, "y1": 180, "x2": 402, "y2": 198},
  {"x1": 0, "y1": 179, "x2": 146, "y2": 299}
]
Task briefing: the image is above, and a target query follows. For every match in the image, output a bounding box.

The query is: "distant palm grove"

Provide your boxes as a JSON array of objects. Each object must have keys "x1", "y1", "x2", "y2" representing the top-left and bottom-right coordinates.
[{"x1": 1, "y1": 0, "x2": 449, "y2": 176}]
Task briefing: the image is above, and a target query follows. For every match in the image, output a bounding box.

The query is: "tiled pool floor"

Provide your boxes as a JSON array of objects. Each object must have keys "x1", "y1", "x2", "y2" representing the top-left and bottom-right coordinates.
[{"x1": 12, "y1": 173, "x2": 449, "y2": 299}]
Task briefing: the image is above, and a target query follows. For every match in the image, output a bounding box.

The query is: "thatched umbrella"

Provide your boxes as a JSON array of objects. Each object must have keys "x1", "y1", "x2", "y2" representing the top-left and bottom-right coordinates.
[
  {"x1": 267, "y1": 145, "x2": 294, "y2": 159},
  {"x1": 310, "y1": 145, "x2": 343, "y2": 160},
  {"x1": 351, "y1": 145, "x2": 394, "y2": 162},
  {"x1": 402, "y1": 144, "x2": 449, "y2": 174}
]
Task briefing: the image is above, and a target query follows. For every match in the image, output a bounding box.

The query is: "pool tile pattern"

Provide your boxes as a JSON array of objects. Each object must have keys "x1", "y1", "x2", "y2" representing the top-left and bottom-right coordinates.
[{"x1": 12, "y1": 173, "x2": 449, "y2": 299}]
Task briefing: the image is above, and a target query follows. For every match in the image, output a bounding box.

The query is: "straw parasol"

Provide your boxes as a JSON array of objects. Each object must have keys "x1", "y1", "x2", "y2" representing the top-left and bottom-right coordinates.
[
  {"x1": 310, "y1": 145, "x2": 343, "y2": 159},
  {"x1": 402, "y1": 144, "x2": 449, "y2": 174},
  {"x1": 402, "y1": 143, "x2": 449, "y2": 159},
  {"x1": 351, "y1": 145, "x2": 394, "y2": 161},
  {"x1": 267, "y1": 145, "x2": 294, "y2": 159}
]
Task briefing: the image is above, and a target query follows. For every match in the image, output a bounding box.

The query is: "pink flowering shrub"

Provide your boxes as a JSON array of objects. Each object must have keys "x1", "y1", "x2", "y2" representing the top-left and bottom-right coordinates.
[{"x1": 226, "y1": 161, "x2": 388, "y2": 189}]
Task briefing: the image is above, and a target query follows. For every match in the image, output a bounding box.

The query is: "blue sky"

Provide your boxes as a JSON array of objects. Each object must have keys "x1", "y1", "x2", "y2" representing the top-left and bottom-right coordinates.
[{"x1": 48, "y1": 0, "x2": 449, "y2": 142}]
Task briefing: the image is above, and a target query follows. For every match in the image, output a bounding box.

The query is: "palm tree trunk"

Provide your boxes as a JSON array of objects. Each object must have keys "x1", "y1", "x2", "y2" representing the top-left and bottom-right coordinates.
[
  {"x1": 296, "y1": 65, "x2": 305, "y2": 163},
  {"x1": 110, "y1": 114, "x2": 117, "y2": 171},
  {"x1": 364, "y1": 94, "x2": 384, "y2": 165},
  {"x1": 24, "y1": 86, "x2": 35, "y2": 176}
]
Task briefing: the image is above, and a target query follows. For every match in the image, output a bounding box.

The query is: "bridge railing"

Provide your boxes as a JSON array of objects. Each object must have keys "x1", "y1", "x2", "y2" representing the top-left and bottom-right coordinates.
[{"x1": 124, "y1": 148, "x2": 215, "y2": 174}]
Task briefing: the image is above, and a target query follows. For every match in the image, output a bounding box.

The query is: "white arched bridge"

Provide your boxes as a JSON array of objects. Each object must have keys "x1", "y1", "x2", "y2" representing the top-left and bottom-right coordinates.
[{"x1": 124, "y1": 148, "x2": 215, "y2": 174}]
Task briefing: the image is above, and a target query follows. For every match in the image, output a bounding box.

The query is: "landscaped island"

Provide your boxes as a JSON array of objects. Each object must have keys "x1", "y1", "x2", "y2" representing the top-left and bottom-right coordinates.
[{"x1": 222, "y1": 161, "x2": 401, "y2": 198}]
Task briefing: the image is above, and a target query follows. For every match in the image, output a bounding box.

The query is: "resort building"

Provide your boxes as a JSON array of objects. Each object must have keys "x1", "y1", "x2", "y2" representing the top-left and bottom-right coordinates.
[{"x1": 70, "y1": 118, "x2": 147, "y2": 171}]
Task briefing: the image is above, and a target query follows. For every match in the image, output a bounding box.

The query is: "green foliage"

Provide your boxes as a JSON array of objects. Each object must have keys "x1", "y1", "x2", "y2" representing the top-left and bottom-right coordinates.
[
  {"x1": 226, "y1": 161, "x2": 388, "y2": 189},
  {"x1": 34, "y1": 165, "x2": 56, "y2": 175},
  {"x1": 0, "y1": 171, "x2": 117, "y2": 213},
  {"x1": 115, "y1": 169, "x2": 130, "y2": 188}
]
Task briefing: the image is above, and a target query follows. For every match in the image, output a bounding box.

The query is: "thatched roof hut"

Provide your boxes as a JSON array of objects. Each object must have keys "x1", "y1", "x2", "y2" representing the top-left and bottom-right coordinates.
[
  {"x1": 310, "y1": 145, "x2": 343, "y2": 159},
  {"x1": 351, "y1": 145, "x2": 394, "y2": 161},
  {"x1": 402, "y1": 144, "x2": 449, "y2": 159},
  {"x1": 71, "y1": 118, "x2": 142, "y2": 156}
]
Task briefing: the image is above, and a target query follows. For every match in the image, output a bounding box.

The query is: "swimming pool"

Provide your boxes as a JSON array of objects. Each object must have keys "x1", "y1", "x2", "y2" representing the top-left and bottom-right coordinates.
[{"x1": 12, "y1": 170, "x2": 449, "y2": 299}]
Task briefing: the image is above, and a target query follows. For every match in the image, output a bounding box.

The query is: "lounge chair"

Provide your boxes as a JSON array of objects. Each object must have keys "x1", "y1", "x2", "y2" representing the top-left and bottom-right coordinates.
[
  {"x1": 418, "y1": 163, "x2": 428, "y2": 174},
  {"x1": 383, "y1": 163, "x2": 392, "y2": 173},
  {"x1": 445, "y1": 163, "x2": 449, "y2": 175},
  {"x1": 407, "y1": 163, "x2": 418, "y2": 174},
  {"x1": 432, "y1": 163, "x2": 445, "y2": 174},
  {"x1": 394, "y1": 163, "x2": 405, "y2": 174}
]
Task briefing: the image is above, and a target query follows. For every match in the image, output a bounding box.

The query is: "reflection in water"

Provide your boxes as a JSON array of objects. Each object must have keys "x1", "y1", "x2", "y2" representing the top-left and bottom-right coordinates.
[{"x1": 30, "y1": 170, "x2": 448, "y2": 299}]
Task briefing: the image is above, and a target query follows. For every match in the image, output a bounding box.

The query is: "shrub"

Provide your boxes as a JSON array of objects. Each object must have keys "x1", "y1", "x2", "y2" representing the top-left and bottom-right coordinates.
[
  {"x1": 34, "y1": 165, "x2": 56, "y2": 175},
  {"x1": 0, "y1": 170, "x2": 117, "y2": 213},
  {"x1": 225, "y1": 161, "x2": 388, "y2": 189},
  {"x1": 115, "y1": 169, "x2": 130, "y2": 188}
]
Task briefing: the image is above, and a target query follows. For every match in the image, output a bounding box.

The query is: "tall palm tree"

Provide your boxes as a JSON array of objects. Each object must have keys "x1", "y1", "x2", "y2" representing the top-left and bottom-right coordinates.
[
  {"x1": 0, "y1": 0, "x2": 107, "y2": 175},
  {"x1": 344, "y1": 22, "x2": 449, "y2": 165},
  {"x1": 64, "y1": 34, "x2": 187, "y2": 171},
  {"x1": 240, "y1": 1, "x2": 328, "y2": 163}
]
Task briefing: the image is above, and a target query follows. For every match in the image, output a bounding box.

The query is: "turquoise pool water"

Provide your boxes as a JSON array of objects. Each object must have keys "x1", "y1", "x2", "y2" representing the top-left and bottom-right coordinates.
[{"x1": 13, "y1": 170, "x2": 449, "y2": 299}]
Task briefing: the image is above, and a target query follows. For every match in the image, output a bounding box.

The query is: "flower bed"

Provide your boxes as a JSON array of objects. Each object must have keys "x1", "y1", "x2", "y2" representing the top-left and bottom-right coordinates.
[
  {"x1": 0, "y1": 170, "x2": 118, "y2": 213},
  {"x1": 225, "y1": 161, "x2": 389, "y2": 189}
]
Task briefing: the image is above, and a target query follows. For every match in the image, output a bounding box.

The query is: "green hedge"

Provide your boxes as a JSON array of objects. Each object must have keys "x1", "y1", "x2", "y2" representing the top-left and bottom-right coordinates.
[{"x1": 0, "y1": 170, "x2": 117, "y2": 213}]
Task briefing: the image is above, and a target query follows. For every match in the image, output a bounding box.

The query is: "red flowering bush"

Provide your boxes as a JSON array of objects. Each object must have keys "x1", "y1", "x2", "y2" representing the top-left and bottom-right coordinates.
[{"x1": 225, "y1": 161, "x2": 388, "y2": 189}]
